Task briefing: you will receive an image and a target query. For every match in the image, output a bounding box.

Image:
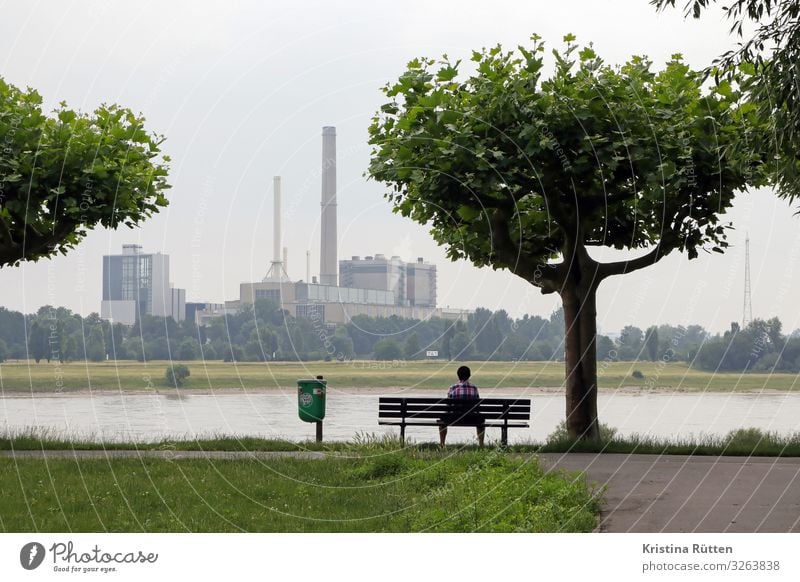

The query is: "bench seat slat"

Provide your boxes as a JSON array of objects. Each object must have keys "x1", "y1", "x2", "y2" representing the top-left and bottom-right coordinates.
[
  {"x1": 379, "y1": 403, "x2": 530, "y2": 410},
  {"x1": 380, "y1": 397, "x2": 528, "y2": 405},
  {"x1": 379, "y1": 421, "x2": 530, "y2": 428},
  {"x1": 378, "y1": 412, "x2": 531, "y2": 420}
]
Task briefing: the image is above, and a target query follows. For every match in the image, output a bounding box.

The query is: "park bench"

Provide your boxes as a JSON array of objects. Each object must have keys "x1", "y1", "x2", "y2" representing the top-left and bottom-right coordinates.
[{"x1": 378, "y1": 397, "x2": 531, "y2": 446}]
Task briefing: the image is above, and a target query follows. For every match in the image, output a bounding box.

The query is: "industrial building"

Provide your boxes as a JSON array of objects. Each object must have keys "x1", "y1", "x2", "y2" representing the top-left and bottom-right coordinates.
[
  {"x1": 100, "y1": 244, "x2": 186, "y2": 325},
  {"x1": 236, "y1": 126, "x2": 466, "y2": 325}
]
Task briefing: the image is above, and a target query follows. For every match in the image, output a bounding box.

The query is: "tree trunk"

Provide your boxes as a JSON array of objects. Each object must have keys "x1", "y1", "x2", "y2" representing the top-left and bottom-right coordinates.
[{"x1": 560, "y1": 281, "x2": 600, "y2": 440}]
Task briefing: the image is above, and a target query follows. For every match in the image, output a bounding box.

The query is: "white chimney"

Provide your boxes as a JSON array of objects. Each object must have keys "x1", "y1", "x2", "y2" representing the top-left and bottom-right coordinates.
[
  {"x1": 273, "y1": 176, "x2": 282, "y2": 264},
  {"x1": 263, "y1": 176, "x2": 289, "y2": 282},
  {"x1": 320, "y1": 126, "x2": 337, "y2": 286}
]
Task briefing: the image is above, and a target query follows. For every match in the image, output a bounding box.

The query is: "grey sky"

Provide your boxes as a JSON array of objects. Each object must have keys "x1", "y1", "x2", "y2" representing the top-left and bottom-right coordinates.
[{"x1": 1, "y1": 0, "x2": 798, "y2": 334}]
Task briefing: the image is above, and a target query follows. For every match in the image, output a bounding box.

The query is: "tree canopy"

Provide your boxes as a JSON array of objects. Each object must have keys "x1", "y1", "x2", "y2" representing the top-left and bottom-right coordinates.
[
  {"x1": 368, "y1": 36, "x2": 761, "y2": 437},
  {"x1": 653, "y1": 0, "x2": 800, "y2": 198},
  {"x1": 0, "y1": 77, "x2": 170, "y2": 267}
]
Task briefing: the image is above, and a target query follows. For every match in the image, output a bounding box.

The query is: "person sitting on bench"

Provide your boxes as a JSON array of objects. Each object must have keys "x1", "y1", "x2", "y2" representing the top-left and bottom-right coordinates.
[{"x1": 439, "y1": 365, "x2": 485, "y2": 447}]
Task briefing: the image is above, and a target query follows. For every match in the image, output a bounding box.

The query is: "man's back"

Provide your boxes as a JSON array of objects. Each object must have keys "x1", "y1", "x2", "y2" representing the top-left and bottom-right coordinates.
[{"x1": 447, "y1": 380, "x2": 479, "y2": 399}]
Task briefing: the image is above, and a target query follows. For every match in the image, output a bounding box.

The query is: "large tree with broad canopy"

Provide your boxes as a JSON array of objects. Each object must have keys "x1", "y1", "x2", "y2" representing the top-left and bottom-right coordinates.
[
  {"x1": 0, "y1": 77, "x2": 170, "y2": 268},
  {"x1": 367, "y1": 36, "x2": 763, "y2": 438}
]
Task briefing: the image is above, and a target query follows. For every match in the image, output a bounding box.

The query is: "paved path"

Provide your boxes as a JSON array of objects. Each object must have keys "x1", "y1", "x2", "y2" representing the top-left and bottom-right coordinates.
[
  {"x1": 4, "y1": 450, "x2": 800, "y2": 532},
  {"x1": 538, "y1": 453, "x2": 800, "y2": 533}
]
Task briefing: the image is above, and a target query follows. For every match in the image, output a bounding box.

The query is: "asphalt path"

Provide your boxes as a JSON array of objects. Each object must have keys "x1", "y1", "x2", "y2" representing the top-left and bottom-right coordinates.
[{"x1": 538, "y1": 453, "x2": 800, "y2": 532}]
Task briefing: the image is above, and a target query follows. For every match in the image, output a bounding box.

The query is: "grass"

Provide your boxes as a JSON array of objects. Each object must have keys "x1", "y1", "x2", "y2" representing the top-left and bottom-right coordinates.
[
  {"x1": 4, "y1": 426, "x2": 800, "y2": 457},
  {"x1": 1, "y1": 359, "x2": 799, "y2": 392},
  {"x1": 0, "y1": 448, "x2": 600, "y2": 532},
  {"x1": 526, "y1": 425, "x2": 800, "y2": 457}
]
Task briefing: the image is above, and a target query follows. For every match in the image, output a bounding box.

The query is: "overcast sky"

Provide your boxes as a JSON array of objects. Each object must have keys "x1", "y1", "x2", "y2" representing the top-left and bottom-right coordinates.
[{"x1": 1, "y1": 0, "x2": 798, "y2": 334}]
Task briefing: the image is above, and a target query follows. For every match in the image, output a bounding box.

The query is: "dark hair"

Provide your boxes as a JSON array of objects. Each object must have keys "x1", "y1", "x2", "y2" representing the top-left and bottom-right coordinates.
[{"x1": 457, "y1": 365, "x2": 471, "y2": 381}]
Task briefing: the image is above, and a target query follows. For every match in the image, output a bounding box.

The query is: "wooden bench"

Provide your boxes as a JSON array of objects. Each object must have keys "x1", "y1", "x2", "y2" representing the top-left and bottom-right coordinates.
[{"x1": 378, "y1": 397, "x2": 531, "y2": 446}]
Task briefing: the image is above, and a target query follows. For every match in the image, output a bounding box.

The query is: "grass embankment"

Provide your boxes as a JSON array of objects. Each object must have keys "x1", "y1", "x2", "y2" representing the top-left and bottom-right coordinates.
[
  {"x1": 3, "y1": 426, "x2": 800, "y2": 457},
  {"x1": 0, "y1": 450, "x2": 599, "y2": 532},
  {"x1": 1, "y1": 360, "x2": 798, "y2": 392}
]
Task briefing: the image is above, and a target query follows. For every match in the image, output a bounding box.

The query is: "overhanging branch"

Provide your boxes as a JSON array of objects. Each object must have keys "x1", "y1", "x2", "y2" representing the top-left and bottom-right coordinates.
[{"x1": 598, "y1": 243, "x2": 669, "y2": 278}]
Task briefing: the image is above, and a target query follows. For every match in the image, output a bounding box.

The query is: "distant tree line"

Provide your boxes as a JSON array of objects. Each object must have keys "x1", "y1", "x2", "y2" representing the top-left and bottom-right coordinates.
[{"x1": 0, "y1": 302, "x2": 798, "y2": 372}]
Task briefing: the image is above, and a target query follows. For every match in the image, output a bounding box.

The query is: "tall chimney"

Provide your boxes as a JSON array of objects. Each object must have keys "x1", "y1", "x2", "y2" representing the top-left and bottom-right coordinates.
[
  {"x1": 273, "y1": 176, "x2": 282, "y2": 265},
  {"x1": 263, "y1": 176, "x2": 288, "y2": 282},
  {"x1": 320, "y1": 126, "x2": 337, "y2": 286},
  {"x1": 283, "y1": 247, "x2": 288, "y2": 276}
]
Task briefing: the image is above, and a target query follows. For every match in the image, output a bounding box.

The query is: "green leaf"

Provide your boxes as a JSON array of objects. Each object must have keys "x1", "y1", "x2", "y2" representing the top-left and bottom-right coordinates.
[{"x1": 457, "y1": 206, "x2": 481, "y2": 221}]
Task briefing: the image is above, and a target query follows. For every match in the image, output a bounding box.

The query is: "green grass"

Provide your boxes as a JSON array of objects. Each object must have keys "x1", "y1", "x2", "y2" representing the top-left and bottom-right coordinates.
[
  {"x1": 4, "y1": 426, "x2": 800, "y2": 457},
  {"x1": 0, "y1": 450, "x2": 600, "y2": 532},
  {"x1": 524, "y1": 425, "x2": 800, "y2": 457},
  {"x1": 1, "y1": 359, "x2": 798, "y2": 392}
]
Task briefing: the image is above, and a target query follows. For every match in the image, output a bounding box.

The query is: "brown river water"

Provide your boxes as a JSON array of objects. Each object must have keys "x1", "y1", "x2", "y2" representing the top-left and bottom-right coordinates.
[{"x1": 2, "y1": 390, "x2": 799, "y2": 444}]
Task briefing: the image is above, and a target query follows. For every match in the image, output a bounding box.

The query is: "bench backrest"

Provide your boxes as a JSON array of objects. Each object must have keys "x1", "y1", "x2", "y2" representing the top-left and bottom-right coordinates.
[{"x1": 378, "y1": 397, "x2": 530, "y2": 421}]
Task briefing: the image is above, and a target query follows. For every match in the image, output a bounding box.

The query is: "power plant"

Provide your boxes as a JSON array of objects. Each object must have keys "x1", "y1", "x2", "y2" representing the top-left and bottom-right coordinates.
[{"x1": 234, "y1": 126, "x2": 465, "y2": 325}]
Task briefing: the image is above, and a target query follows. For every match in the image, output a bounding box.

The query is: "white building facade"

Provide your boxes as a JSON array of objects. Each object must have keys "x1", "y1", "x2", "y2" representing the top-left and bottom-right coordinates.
[{"x1": 101, "y1": 244, "x2": 185, "y2": 324}]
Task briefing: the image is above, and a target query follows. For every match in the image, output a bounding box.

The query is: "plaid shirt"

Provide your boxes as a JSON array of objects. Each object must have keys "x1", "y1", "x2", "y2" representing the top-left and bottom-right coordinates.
[{"x1": 447, "y1": 380, "x2": 479, "y2": 399}]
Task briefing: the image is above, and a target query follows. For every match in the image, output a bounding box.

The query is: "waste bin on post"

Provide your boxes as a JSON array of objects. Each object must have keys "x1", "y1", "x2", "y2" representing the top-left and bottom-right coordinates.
[{"x1": 297, "y1": 375, "x2": 326, "y2": 442}]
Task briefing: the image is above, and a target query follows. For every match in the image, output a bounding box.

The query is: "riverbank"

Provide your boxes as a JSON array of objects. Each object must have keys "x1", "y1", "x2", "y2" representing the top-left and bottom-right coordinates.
[
  {"x1": 1, "y1": 360, "x2": 798, "y2": 392},
  {"x1": 3, "y1": 426, "x2": 800, "y2": 456}
]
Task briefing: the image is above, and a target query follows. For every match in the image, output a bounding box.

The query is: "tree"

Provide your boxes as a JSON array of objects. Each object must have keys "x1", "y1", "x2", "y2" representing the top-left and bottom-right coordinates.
[
  {"x1": 645, "y1": 326, "x2": 660, "y2": 361},
  {"x1": 440, "y1": 323, "x2": 455, "y2": 360},
  {"x1": 403, "y1": 332, "x2": 421, "y2": 360},
  {"x1": 373, "y1": 338, "x2": 402, "y2": 360},
  {"x1": 450, "y1": 331, "x2": 474, "y2": 359},
  {"x1": 178, "y1": 338, "x2": 198, "y2": 360},
  {"x1": 0, "y1": 338, "x2": 8, "y2": 362},
  {"x1": 85, "y1": 326, "x2": 106, "y2": 362},
  {"x1": 201, "y1": 343, "x2": 218, "y2": 361},
  {"x1": 617, "y1": 326, "x2": 644, "y2": 360},
  {"x1": 653, "y1": 1, "x2": 800, "y2": 198},
  {"x1": 165, "y1": 364, "x2": 190, "y2": 387},
  {"x1": 0, "y1": 77, "x2": 170, "y2": 267},
  {"x1": 367, "y1": 37, "x2": 757, "y2": 438},
  {"x1": 28, "y1": 320, "x2": 48, "y2": 363},
  {"x1": 331, "y1": 327, "x2": 355, "y2": 360},
  {"x1": 596, "y1": 335, "x2": 617, "y2": 361}
]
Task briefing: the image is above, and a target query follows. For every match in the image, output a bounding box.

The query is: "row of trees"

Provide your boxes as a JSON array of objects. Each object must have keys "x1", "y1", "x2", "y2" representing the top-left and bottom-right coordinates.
[{"x1": 2, "y1": 302, "x2": 798, "y2": 372}]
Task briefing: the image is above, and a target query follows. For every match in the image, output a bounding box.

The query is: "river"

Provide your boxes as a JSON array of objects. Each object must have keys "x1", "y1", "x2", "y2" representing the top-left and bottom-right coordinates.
[{"x1": 1, "y1": 390, "x2": 799, "y2": 444}]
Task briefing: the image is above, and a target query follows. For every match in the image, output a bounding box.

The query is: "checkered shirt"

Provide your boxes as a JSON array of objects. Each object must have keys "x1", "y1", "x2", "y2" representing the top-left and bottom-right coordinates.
[{"x1": 447, "y1": 380, "x2": 479, "y2": 399}]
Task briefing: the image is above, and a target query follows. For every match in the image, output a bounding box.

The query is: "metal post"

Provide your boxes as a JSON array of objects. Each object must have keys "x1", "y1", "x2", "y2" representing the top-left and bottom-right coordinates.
[{"x1": 316, "y1": 421, "x2": 323, "y2": 443}]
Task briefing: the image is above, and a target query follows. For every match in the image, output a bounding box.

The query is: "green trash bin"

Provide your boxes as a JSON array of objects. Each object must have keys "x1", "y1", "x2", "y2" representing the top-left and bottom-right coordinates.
[{"x1": 297, "y1": 377, "x2": 326, "y2": 423}]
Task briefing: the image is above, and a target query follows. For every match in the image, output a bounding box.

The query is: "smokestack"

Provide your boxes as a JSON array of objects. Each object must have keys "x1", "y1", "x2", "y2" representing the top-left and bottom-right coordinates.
[
  {"x1": 263, "y1": 176, "x2": 288, "y2": 282},
  {"x1": 273, "y1": 176, "x2": 282, "y2": 264},
  {"x1": 283, "y1": 247, "x2": 288, "y2": 275},
  {"x1": 320, "y1": 126, "x2": 337, "y2": 286}
]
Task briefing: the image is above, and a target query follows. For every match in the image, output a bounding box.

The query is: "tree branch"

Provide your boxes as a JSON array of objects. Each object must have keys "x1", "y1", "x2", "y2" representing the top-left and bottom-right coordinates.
[
  {"x1": 578, "y1": 192, "x2": 629, "y2": 213},
  {"x1": 598, "y1": 243, "x2": 670, "y2": 279}
]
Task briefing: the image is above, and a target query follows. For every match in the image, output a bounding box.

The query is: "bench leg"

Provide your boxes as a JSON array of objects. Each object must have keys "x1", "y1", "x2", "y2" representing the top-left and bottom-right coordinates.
[
  {"x1": 501, "y1": 426, "x2": 508, "y2": 447},
  {"x1": 400, "y1": 424, "x2": 405, "y2": 446}
]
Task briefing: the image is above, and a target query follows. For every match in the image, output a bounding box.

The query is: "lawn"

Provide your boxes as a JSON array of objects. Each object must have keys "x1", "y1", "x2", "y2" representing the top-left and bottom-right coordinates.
[
  {"x1": 0, "y1": 359, "x2": 797, "y2": 392},
  {"x1": 0, "y1": 451, "x2": 600, "y2": 532}
]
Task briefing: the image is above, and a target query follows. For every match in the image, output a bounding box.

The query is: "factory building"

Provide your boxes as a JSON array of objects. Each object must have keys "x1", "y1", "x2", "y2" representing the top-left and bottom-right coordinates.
[
  {"x1": 236, "y1": 126, "x2": 465, "y2": 325},
  {"x1": 339, "y1": 254, "x2": 406, "y2": 304},
  {"x1": 100, "y1": 244, "x2": 185, "y2": 325},
  {"x1": 406, "y1": 257, "x2": 437, "y2": 307}
]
